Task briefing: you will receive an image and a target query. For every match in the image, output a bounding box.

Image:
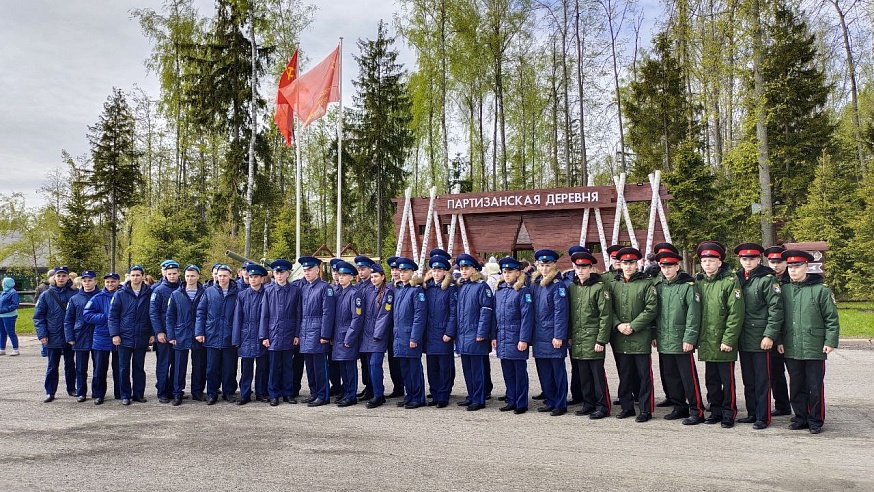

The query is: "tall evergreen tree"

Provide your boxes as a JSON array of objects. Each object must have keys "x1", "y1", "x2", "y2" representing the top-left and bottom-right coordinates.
[
  {"x1": 57, "y1": 153, "x2": 101, "y2": 272},
  {"x1": 88, "y1": 88, "x2": 142, "y2": 271}
]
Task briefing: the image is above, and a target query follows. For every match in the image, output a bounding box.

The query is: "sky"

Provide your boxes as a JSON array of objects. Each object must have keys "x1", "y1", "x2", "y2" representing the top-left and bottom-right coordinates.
[{"x1": 0, "y1": 0, "x2": 659, "y2": 209}]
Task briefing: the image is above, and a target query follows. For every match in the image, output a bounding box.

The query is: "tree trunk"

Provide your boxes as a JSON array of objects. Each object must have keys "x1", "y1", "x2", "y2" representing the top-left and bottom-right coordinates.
[
  {"x1": 603, "y1": 0, "x2": 627, "y2": 172},
  {"x1": 561, "y1": 0, "x2": 571, "y2": 186},
  {"x1": 752, "y1": 0, "x2": 775, "y2": 246},
  {"x1": 830, "y1": 0, "x2": 866, "y2": 175},
  {"x1": 574, "y1": 0, "x2": 588, "y2": 185},
  {"x1": 244, "y1": 20, "x2": 257, "y2": 257}
]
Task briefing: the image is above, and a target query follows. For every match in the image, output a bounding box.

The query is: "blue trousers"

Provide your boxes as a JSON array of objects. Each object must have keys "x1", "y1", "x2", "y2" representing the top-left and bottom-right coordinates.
[
  {"x1": 240, "y1": 354, "x2": 269, "y2": 399},
  {"x1": 190, "y1": 347, "x2": 206, "y2": 396},
  {"x1": 267, "y1": 350, "x2": 294, "y2": 399},
  {"x1": 44, "y1": 347, "x2": 64, "y2": 396},
  {"x1": 460, "y1": 354, "x2": 487, "y2": 405},
  {"x1": 399, "y1": 357, "x2": 425, "y2": 403},
  {"x1": 0, "y1": 316, "x2": 18, "y2": 349},
  {"x1": 63, "y1": 344, "x2": 76, "y2": 394},
  {"x1": 91, "y1": 349, "x2": 118, "y2": 399},
  {"x1": 304, "y1": 352, "x2": 330, "y2": 401},
  {"x1": 501, "y1": 358, "x2": 529, "y2": 409},
  {"x1": 154, "y1": 341, "x2": 174, "y2": 399},
  {"x1": 367, "y1": 351, "x2": 386, "y2": 397},
  {"x1": 291, "y1": 345, "x2": 305, "y2": 397},
  {"x1": 74, "y1": 349, "x2": 92, "y2": 397},
  {"x1": 535, "y1": 357, "x2": 568, "y2": 409},
  {"x1": 338, "y1": 359, "x2": 359, "y2": 402},
  {"x1": 173, "y1": 349, "x2": 189, "y2": 398},
  {"x1": 426, "y1": 353, "x2": 454, "y2": 403},
  {"x1": 206, "y1": 347, "x2": 238, "y2": 398},
  {"x1": 118, "y1": 346, "x2": 147, "y2": 400}
]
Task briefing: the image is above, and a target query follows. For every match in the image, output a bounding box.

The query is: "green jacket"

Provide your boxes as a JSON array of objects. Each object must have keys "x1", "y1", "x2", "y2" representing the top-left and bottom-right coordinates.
[
  {"x1": 695, "y1": 263, "x2": 744, "y2": 362},
  {"x1": 568, "y1": 273, "x2": 613, "y2": 360},
  {"x1": 737, "y1": 265, "x2": 784, "y2": 352},
  {"x1": 781, "y1": 274, "x2": 840, "y2": 360},
  {"x1": 609, "y1": 271, "x2": 658, "y2": 354},
  {"x1": 654, "y1": 272, "x2": 701, "y2": 354}
]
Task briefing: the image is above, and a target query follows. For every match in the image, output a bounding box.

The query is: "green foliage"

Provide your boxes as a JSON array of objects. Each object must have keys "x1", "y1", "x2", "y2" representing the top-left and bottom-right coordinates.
[
  {"x1": 57, "y1": 156, "x2": 102, "y2": 272},
  {"x1": 662, "y1": 141, "x2": 717, "y2": 254},
  {"x1": 846, "y1": 173, "x2": 874, "y2": 299},
  {"x1": 129, "y1": 203, "x2": 210, "y2": 273}
]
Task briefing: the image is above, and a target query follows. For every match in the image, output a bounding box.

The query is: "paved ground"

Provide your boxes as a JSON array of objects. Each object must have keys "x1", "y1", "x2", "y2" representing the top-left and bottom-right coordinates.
[{"x1": 1, "y1": 338, "x2": 872, "y2": 491}]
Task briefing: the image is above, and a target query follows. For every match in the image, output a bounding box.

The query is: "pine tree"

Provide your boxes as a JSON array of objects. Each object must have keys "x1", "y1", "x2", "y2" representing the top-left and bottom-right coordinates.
[
  {"x1": 845, "y1": 172, "x2": 874, "y2": 299},
  {"x1": 88, "y1": 88, "x2": 142, "y2": 271},
  {"x1": 57, "y1": 153, "x2": 101, "y2": 272},
  {"x1": 662, "y1": 141, "x2": 718, "y2": 255}
]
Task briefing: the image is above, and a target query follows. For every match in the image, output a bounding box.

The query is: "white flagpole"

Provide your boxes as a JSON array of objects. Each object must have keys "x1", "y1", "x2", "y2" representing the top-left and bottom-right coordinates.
[
  {"x1": 294, "y1": 115, "x2": 302, "y2": 262},
  {"x1": 336, "y1": 38, "x2": 344, "y2": 256}
]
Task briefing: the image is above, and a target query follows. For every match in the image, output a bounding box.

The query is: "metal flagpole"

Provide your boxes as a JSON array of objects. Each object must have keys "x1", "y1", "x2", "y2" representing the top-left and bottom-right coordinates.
[
  {"x1": 294, "y1": 113, "x2": 302, "y2": 262},
  {"x1": 336, "y1": 38, "x2": 344, "y2": 256}
]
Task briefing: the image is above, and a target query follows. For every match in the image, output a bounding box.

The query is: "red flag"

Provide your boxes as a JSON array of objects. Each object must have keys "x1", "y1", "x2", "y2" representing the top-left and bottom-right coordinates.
[
  {"x1": 279, "y1": 45, "x2": 340, "y2": 128},
  {"x1": 274, "y1": 50, "x2": 298, "y2": 146}
]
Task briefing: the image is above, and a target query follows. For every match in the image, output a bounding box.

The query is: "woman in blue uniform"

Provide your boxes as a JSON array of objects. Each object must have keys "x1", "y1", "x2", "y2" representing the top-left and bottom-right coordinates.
[{"x1": 493, "y1": 257, "x2": 534, "y2": 414}]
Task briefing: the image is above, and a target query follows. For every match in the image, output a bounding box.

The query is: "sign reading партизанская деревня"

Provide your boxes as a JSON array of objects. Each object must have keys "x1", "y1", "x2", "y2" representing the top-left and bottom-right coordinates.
[{"x1": 436, "y1": 186, "x2": 618, "y2": 215}]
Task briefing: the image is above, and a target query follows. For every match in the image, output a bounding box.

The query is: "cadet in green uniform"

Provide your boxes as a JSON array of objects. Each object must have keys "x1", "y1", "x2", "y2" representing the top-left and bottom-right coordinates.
[
  {"x1": 567, "y1": 251, "x2": 613, "y2": 419},
  {"x1": 695, "y1": 241, "x2": 744, "y2": 428},
  {"x1": 734, "y1": 243, "x2": 784, "y2": 430},
  {"x1": 653, "y1": 250, "x2": 705, "y2": 425},
  {"x1": 778, "y1": 250, "x2": 840, "y2": 435},
  {"x1": 764, "y1": 245, "x2": 791, "y2": 417},
  {"x1": 609, "y1": 247, "x2": 658, "y2": 423}
]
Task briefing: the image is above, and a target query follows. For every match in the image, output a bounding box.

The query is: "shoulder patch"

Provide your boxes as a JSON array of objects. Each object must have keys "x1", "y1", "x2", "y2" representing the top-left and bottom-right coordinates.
[
  {"x1": 151, "y1": 292, "x2": 158, "y2": 302},
  {"x1": 326, "y1": 288, "x2": 333, "y2": 297},
  {"x1": 452, "y1": 292, "x2": 458, "y2": 301},
  {"x1": 694, "y1": 293, "x2": 700, "y2": 303},
  {"x1": 355, "y1": 297, "x2": 362, "y2": 307},
  {"x1": 485, "y1": 289, "x2": 493, "y2": 298},
  {"x1": 604, "y1": 291, "x2": 611, "y2": 301},
  {"x1": 831, "y1": 293, "x2": 837, "y2": 306},
  {"x1": 773, "y1": 284, "x2": 781, "y2": 294},
  {"x1": 558, "y1": 287, "x2": 566, "y2": 297},
  {"x1": 418, "y1": 292, "x2": 425, "y2": 302},
  {"x1": 734, "y1": 289, "x2": 741, "y2": 299},
  {"x1": 524, "y1": 293, "x2": 532, "y2": 303},
  {"x1": 85, "y1": 300, "x2": 93, "y2": 309}
]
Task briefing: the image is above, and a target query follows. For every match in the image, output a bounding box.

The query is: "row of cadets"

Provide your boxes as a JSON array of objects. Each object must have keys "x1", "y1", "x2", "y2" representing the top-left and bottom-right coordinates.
[{"x1": 166, "y1": 265, "x2": 206, "y2": 404}]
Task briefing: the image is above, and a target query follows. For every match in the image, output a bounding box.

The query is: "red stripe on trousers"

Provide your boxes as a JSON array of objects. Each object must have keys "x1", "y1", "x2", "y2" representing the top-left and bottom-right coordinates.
[
  {"x1": 689, "y1": 353, "x2": 704, "y2": 417},
  {"x1": 648, "y1": 354, "x2": 654, "y2": 413},
  {"x1": 821, "y1": 360, "x2": 826, "y2": 422},
  {"x1": 603, "y1": 366, "x2": 611, "y2": 414},
  {"x1": 729, "y1": 362, "x2": 737, "y2": 420},
  {"x1": 766, "y1": 352, "x2": 772, "y2": 425}
]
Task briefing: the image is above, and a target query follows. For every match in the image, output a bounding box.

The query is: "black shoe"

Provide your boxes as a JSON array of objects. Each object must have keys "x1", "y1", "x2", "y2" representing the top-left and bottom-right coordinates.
[
  {"x1": 122, "y1": 398, "x2": 131, "y2": 406},
  {"x1": 337, "y1": 398, "x2": 358, "y2": 407},
  {"x1": 94, "y1": 398, "x2": 105, "y2": 406},
  {"x1": 612, "y1": 398, "x2": 621, "y2": 405},
  {"x1": 574, "y1": 407, "x2": 595, "y2": 416},
  {"x1": 635, "y1": 413, "x2": 652, "y2": 423},
  {"x1": 537, "y1": 405, "x2": 555, "y2": 413},
  {"x1": 512, "y1": 407, "x2": 527, "y2": 414},
  {"x1": 158, "y1": 397, "x2": 170, "y2": 404},
  {"x1": 771, "y1": 408, "x2": 792, "y2": 417},
  {"x1": 532, "y1": 393, "x2": 545, "y2": 400},
  {"x1": 285, "y1": 397, "x2": 298, "y2": 404},
  {"x1": 132, "y1": 397, "x2": 148, "y2": 403},
  {"x1": 704, "y1": 415, "x2": 721, "y2": 425},
  {"x1": 206, "y1": 396, "x2": 218, "y2": 405},
  {"x1": 366, "y1": 396, "x2": 386, "y2": 408},
  {"x1": 302, "y1": 396, "x2": 316, "y2": 404},
  {"x1": 405, "y1": 401, "x2": 426, "y2": 409},
  {"x1": 616, "y1": 409, "x2": 636, "y2": 419},
  {"x1": 499, "y1": 404, "x2": 516, "y2": 412},
  {"x1": 67, "y1": 390, "x2": 76, "y2": 397},
  {"x1": 809, "y1": 427, "x2": 822, "y2": 434},
  {"x1": 171, "y1": 397, "x2": 182, "y2": 406},
  {"x1": 387, "y1": 389, "x2": 405, "y2": 398},
  {"x1": 457, "y1": 399, "x2": 472, "y2": 407},
  {"x1": 466, "y1": 403, "x2": 485, "y2": 411},
  {"x1": 76, "y1": 395, "x2": 86, "y2": 403},
  {"x1": 191, "y1": 394, "x2": 207, "y2": 402},
  {"x1": 664, "y1": 410, "x2": 689, "y2": 420},
  {"x1": 269, "y1": 398, "x2": 280, "y2": 406},
  {"x1": 436, "y1": 401, "x2": 448, "y2": 408},
  {"x1": 721, "y1": 420, "x2": 734, "y2": 428},
  {"x1": 237, "y1": 397, "x2": 251, "y2": 406},
  {"x1": 307, "y1": 398, "x2": 328, "y2": 407},
  {"x1": 43, "y1": 394, "x2": 55, "y2": 403},
  {"x1": 485, "y1": 394, "x2": 492, "y2": 400},
  {"x1": 752, "y1": 420, "x2": 768, "y2": 430},
  {"x1": 567, "y1": 398, "x2": 584, "y2": 406},
  {"x1": 655, "y1": 398, "x2": 672, "y2": 408},
  {"x1": 396, "y1": 400, "x2": 408, "y2": 407},
  {"x1": 551, "y1": 407, "x2": 567, "y2": 417},
  {"x1": 681, "y1": 415, "x2": 704, "y2": 425},
  {"x1": 357, "y1": 390, "x2": 367, "y2": 399},
  {"x1": 789, "y1": 421, "x2": 809, "y2": 430},
  {"x1": 736, "y1": 416, "x2": 756, "y2": 424},
  {"x1": 426, "y1": 400, "x2": 438, "y2": 406},
  {"x1": 498, "y1": 396, "x2": 507, "y2": 402},
  {"x1": 589, "y1": 410, "x2": 608, "y2": 420}
]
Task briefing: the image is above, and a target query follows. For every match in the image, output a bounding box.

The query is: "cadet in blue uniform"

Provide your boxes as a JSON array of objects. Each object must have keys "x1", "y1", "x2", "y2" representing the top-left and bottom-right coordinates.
[
  {"x1": 354, "y1": 255, "x2": 375, "y2": 399},
  {"x1": 332, "y1": 261, "x2": 365, "y2": 406},
  {"x1": 297, "y1": 256, "x2": 336, "y2": 407},
  {"x1": 84, "y1": 273, "x2": 122, "y2": 404},
  {"x1": 362, "y1": 264, "x2": 393, "y2": 408},
  {"x1": 196, "y1": 264, "x2": 239, "y2": 405},
  {"x1": 166, "y1": 265, "x2": 205, "y2": 405},
  {"x1": 64, "y1": 270, "x2": 99, "y2": 402},
  {"x1": 764, "y1": 245, "x2": 792, "y2": 417},
  {"x1": 494, "y1": 256, "x2": 533, "y2": 414},
  {"x1": 391, "y1": 257, "x2": 427, "y2": 408},
  {"x1": 34, "y1": 266, "x2": 77, "y2": 402},
  {"x1": 150, "y1": 260, "x2": 181, "y2": 404},
  {"x1": 423, "y1": 256, "x2": 457, "y2": 408},
  {"x1": 455, "y1": 253, "x2": 494, "y2": 411},
  {"x1": 385, "y1": 256, "x2": 405, "y2": 397},
  {"x1": 530, "y1": 250, "x2": 570, "y2": 416},
  {"x1": 260, "y1": 259, "x2": 302, "y2": 406},
  {"x1": 233, "y1": 263, "x2": 268, "y2": 405},
  {"x1": 109, "y1": 265, "x2": 154, "y2": 405}
]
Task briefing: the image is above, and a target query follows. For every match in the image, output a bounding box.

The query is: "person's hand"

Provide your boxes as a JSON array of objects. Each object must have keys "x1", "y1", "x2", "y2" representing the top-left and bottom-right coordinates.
[
  {"x1": 682, "y1": 342, "x2": 694, "y2": 353},
  {"x1": 651, "y1": 340, "x2": 658, "y2": 348},
  {"x1": 195, "y1": 336, "x2": 204, "y2": 343},
  {"x1": 40, "y1": 337, "x2": 48, "y2": 345},
  {"x1": 823, "y1": 345, "x2": 835, "y2": 354},
  {"x1": 720, "y1": 343, "x2": 732, "y2": 352},
  {"x1": 112, "y1": 336, "x2": 122, "y2": 346},
  {"x1": 409, "y1": 341, "x2": 417, "y2": 349},
  {"x1": 293, "y1": 337, "x2": 299, "y2": 346},
  {"x1": 552, "y1": 338, "x2": 562, "y2": 349},
  {"x1": 777, "y1": 344, "x2": 785, "y2": 354},
  {"x1": 594, "y1": 343, "x2": 604, "y2": 353},
  {"x1": 149, "y1": 336, "x2": 155, "y2": 344},
  {"x1": 443, "y1": 335, "x2": 451, "y2": 342},
  {"x1": 262, "y1": 339, "x2": 270, "y2": 348},
  {"x1": 760, "y1": 337, "x2": 773, "y2": 350},
  {"x1": 169, "y1": 339, "x2": 177, "y2": 346},
  {"x1": 157, "y1": 333, "x2": 167, "y2": 344},
  {"x1": 518, "y1": 341, "x2": 528, "y2": 351},
  {"x1": 68, "y1": 341, "x2": 75, "y2": 345},
  {"x1": 491, "y1": 340, "x2": 497, "y2": 350},
  {"x1": 476, "y1": 337, "x2": 484, "y2": 342}
]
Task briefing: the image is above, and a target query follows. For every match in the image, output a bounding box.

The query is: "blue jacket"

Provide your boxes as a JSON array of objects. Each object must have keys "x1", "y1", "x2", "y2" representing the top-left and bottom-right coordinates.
[
  {"x1": 0, "y1": 287, "x2": 19, "y2": 316},
  {"x1": 298, "y1": 278, "x2": 336, "y2": 354},
  {"x1": 332, "y1": 284, "x2": 364, "y2": 360},
  {"x1": 423, "y1": 276, "x2": 457, "y2": 355},
  {"x1": 360, "y1": 284, "x2": 393, "y2": 353},
  {"x1": 530, "y1": 271, "x2": 570, "y2": 358},
  {"x1": 83, "y1": 288, "x2": 117, "y2": 352},
  {"x1": 258, "y1": 281, "x2": 302, "y2": 352},
  {"x1": 455, "y1": 275, "x2": 495, "y2": 356},
  {"x1": 494, "y1": 280, "x2": 534, "y2": 360},
  {"x1": 150, "y1": 279, "x2": 180, "y2": 336},
  {"x1": 108, "y1": 282, "x2": 154, "y2": 349},
  {"x1": 64, "y1": 288, "x2": 98, "y2": 351},
  {"x1": 196, "y1": 282, "x2": 239, "y2": 349},
  {"x1": 392, "y1": 280, "x2": 427, "y2": 358},
  {"x1": 166, "y1": 284, "x2": 205, "y2": 351},
  {"x1": 233, "y1": 285, "x2": 266, "y2": 358},
  {"x1": 34, "y1": 280, "x2": 76, "y2": 348}
]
